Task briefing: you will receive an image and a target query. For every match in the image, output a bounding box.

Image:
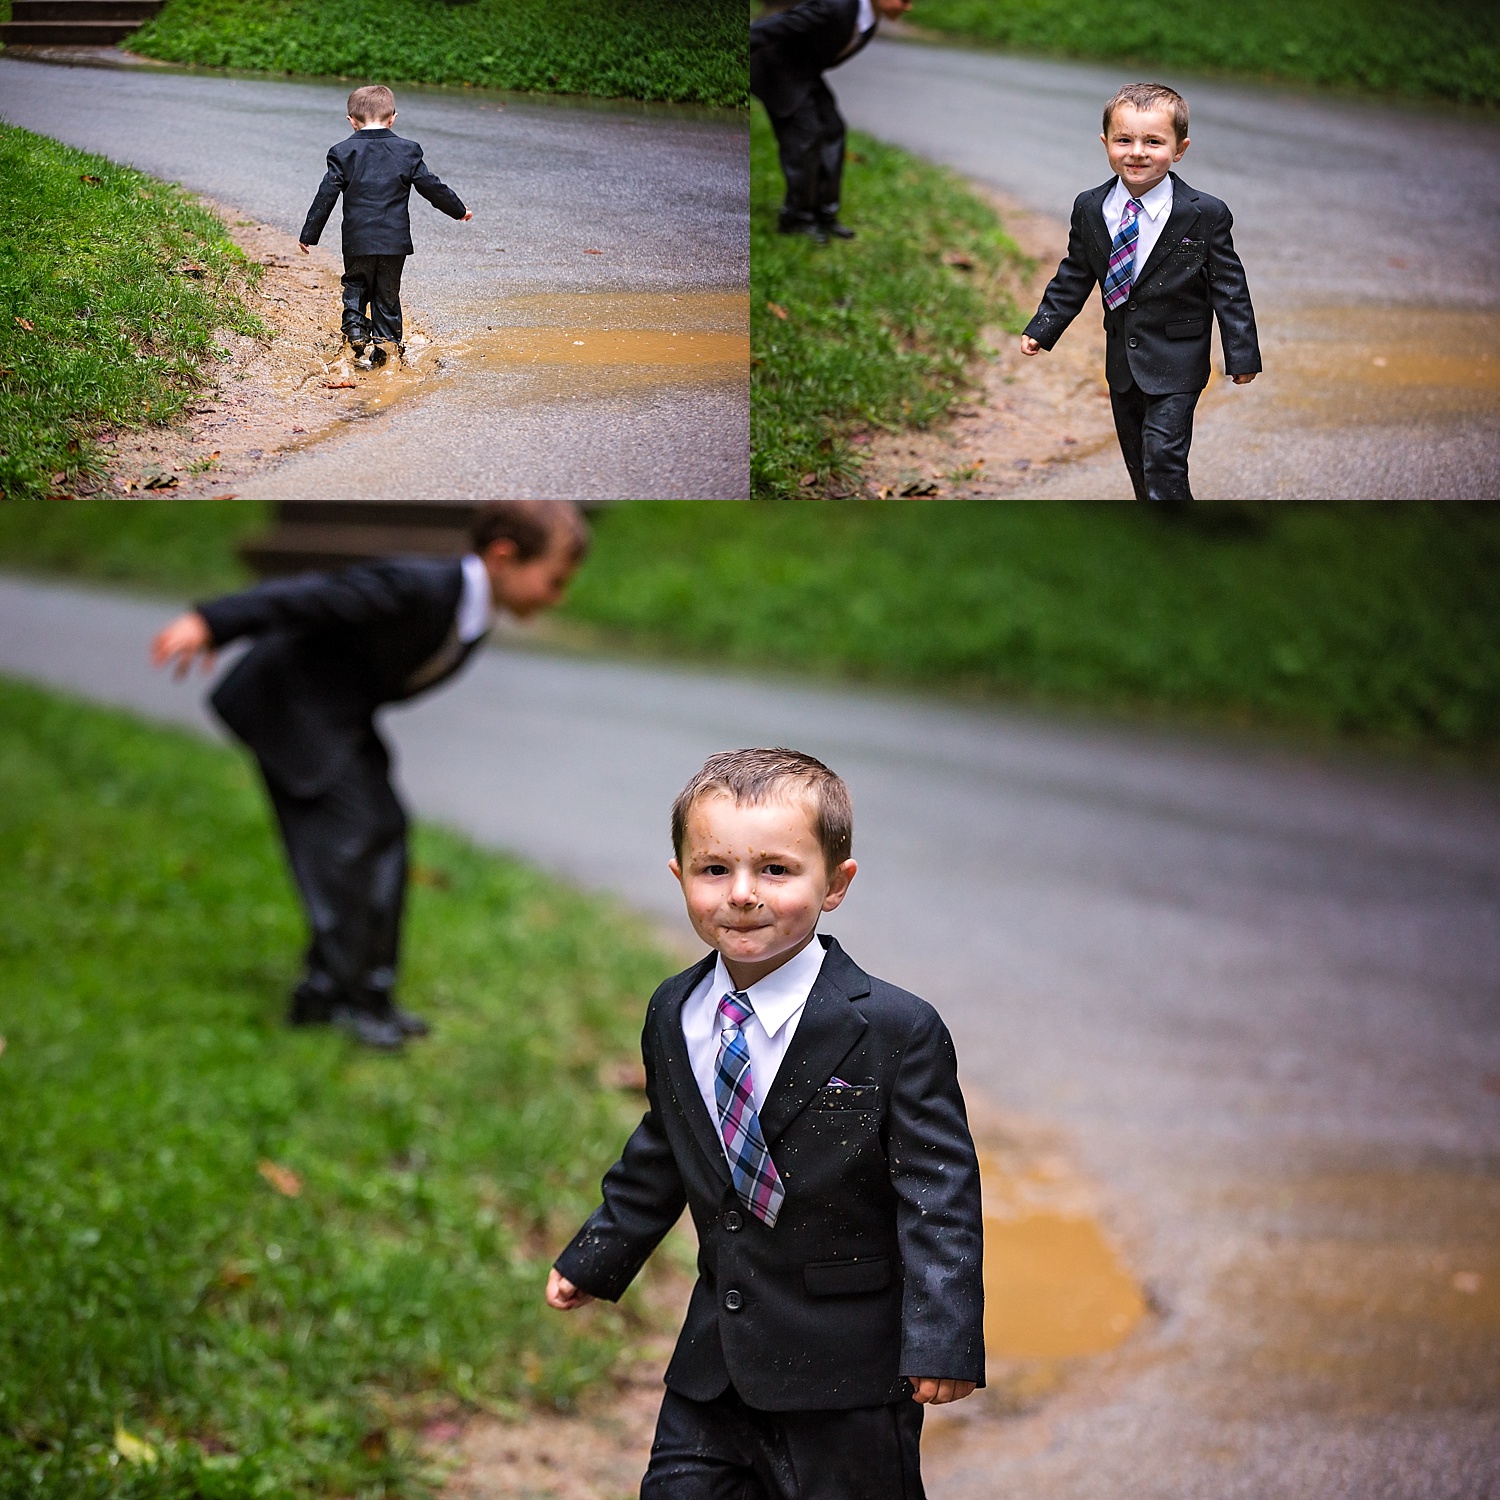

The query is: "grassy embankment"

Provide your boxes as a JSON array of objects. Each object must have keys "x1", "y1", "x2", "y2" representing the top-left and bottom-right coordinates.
[
  {"x1": 912, "y1": 0, "x2": 1500, "y2": 109},
  {"x1": 0, "y1": 126, "x2": 262, "y2": 502},
  {"x1": 127, "y1": 0, "x2": 748, "y2": 108},
  {"x1": 751, "y1": 108, "x2": 1025, "y2": 498},
  {"x1": 0, "y1": 678, "x2": 673, "y2": 1499},
  {"x1": 1, "y1": 500, "x2": 1496, "y2": 760}
]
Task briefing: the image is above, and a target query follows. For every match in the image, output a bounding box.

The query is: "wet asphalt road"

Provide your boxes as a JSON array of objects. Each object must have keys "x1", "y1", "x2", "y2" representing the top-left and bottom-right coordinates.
[
  {"x1": 831, "y1": 38, "x2": 1500, "y2": 499},
  {"x1": 0, "y1": 58, "x2": 749, "y2": 498},
  {"x1": 3, "y1": 572, "x2": 1499, "y2": 1498}
]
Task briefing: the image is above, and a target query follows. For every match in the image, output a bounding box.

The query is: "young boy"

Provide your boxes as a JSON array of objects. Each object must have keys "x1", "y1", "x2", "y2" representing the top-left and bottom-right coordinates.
[
  {"x1": 298, "y1": 84, "x2": 473, "y2": 370},
  {"x1": 1020, "y1": 82, "x2": 1261, "y2": 505},
  {"x1": 150, "y1": 503, "x2": 588, "y2": 1050},
  {"x1": 548, "y1": 748, "x2": 984, "y2": 1499}
]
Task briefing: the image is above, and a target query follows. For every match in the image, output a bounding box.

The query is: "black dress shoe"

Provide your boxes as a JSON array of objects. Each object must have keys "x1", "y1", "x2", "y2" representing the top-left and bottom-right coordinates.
[
  {"x1": 821, "y1": 221, "x2": 856, "y2": 240},
  {"x1": 390, "y1": 1006, "x2": 430, "y2": 1038},
  {"x1": 331, "y1": 1004, "x2": 405, "y2": 1050},
  {"x1": 778, "y1": 221, "x2": 829, "y2": 245}
]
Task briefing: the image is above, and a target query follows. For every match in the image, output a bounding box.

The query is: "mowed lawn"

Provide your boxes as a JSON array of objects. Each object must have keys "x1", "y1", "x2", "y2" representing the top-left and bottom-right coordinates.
[{"x1": 0, "y1": 678, "x2": 672, "y2": 1499}]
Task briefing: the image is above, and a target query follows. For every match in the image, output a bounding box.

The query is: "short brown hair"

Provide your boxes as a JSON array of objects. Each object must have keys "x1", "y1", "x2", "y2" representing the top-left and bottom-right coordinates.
[
  {"x1": 347, "y1": 84, "x2": 396, "y2": 124},
  {"x1": 1103, "y1": 83, "x2": 1189, "y2": 144},
  {"x1": 470, "y1": 502, "x2": 589, "y2": 563},
  {"x1": 671, "y1": 748, "x2": 853, "y2": 872}
]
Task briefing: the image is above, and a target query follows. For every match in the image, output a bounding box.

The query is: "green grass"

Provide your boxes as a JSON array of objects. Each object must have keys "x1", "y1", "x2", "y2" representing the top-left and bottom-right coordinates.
[
  {"x1": 0, "y1": 677, "x2": 673, "y2": 1499},
  {"x1": 752, "y1": 107, "x2": 1025, "y2": 498},
  {"x1": 0, "y1": 499, "x2": 267, "y2": 596},
  {"x1": 127, "y1": 0, "x2": 749, "y2": 109},
  {"x1": 911, "y1": 0, "x2": 1500, "y2": 108},
  {"x1": 559, "y1": 502, "x2": 1500, "y2": 755},
  {"x1": 0, "y1": 126, "x2": 263, "y2": 502}
]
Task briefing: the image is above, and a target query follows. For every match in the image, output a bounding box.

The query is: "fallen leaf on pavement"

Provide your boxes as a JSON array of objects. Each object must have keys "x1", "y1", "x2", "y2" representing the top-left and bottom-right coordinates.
[
  {"x1": 766, "y1": 301, "x2": 788, "y2": 320},
  {"x1": 257, "y1": 1159, "x2": 302, "y2": 1197},
  {"x1": 322, "y1": 380, "x2": 356, "y2": 389},
  {"x1": 900, "y1": 478, "x2": 940, "y2": 496},
  {"x1": 142, "y1": 472, "x2": 179, "y2": 490},
  {"x1": 583, "y1": 248, "x2": 604, "y2": 254}
]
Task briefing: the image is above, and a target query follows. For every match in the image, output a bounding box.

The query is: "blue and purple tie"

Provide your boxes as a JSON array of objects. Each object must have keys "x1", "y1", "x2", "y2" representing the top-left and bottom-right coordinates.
[
  {"x1": 714, "y1": 990, "x2": 786, "y2": 1228},
  {"x1": 1102, "y1": 197, "x2": 1144, "y2": 311}
]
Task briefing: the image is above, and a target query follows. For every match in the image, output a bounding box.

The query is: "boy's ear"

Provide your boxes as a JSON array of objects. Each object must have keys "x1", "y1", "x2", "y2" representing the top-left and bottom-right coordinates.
[
  {"x1": 1174, "y1": 135, "x2": 1190, "y2": 161},
  {"x1": 821, "y1": 858, "x2": 857, "y2": 913},
  {"x1": 668, "y1": 857, "x2": 683, "y2": 882}
]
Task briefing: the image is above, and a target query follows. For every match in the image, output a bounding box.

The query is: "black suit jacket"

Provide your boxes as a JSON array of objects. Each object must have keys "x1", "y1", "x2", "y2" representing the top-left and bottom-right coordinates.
[
  {"x1": 750, "y1": 0, "x2": 875, "y2": 117},
  {"x1": 555, "y1": 937, "x2": 985, "y2": 1411},
  {"x1": 299, "y1": 129, "x2": 467, "y2": 257},
  {"x1": 199, "y1": 557, "x2": 474, "y2": 798},
  {"x1": 1024, "y1": 173, "x2": 1261, "y2": 395}
]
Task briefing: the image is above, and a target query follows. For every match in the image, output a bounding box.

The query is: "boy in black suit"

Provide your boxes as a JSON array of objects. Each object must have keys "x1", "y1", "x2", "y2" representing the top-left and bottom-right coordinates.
[
  {"x1": 548, "y1": 748, "x2": 984, "y2": 1499},
  {"x1": 150, "y1": 503, "x2": 588, "y2": 1051},
  {"x1": 297, "y1": 83, "x2": 472, "y2": 370},
  {"x1": 751, "y1": 0, "x2": 911, "y2": 243},
  {"x1": 1021, "y1": 82, "x2": 1261, "y2": 505}
]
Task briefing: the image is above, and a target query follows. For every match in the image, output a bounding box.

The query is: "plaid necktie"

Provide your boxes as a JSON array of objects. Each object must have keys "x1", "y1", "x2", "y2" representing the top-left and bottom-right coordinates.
[
  {"x1": 714, "y1": 990, "x2": 786, "y2": 1228},
  {"x1": 1102, "y1": 196, "x2": 1144, "y2": 311}
]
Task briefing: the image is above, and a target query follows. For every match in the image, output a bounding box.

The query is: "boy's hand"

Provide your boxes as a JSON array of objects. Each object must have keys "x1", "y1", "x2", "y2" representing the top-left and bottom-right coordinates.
[
  {"x1": 150, "y1": 611, "x2": 216, "y2": 679},
  {"x1": 298, "y1": 242, "x2": 310, "y2": 255},
  {"x1": 545, "y1": 1268, "x2": 594, "y2": 1311},
  {"x1": 1019, "y1": 335, "x2": 1042, "y2": 357},
  {"x1": 1231, "y1": 372, "x2": 1257, "y2": 384},
  {"x1": 462, "y1": 211, "x2": 473, "y2": 221},
  {"x1": 906, "y1": 1377, "x2": 977, "y2": 1405}
]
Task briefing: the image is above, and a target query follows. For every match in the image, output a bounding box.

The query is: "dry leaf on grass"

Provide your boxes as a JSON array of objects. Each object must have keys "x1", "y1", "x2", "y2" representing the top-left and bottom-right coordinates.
[
  {"x1": 114, "y1": 1424, "x2": 158, "y2": 1467},
  {"x1": 14, "y1": 317, "x2": 34, "y2": 332},
  {"x1": 257, "y1": 1159, "x2": 302, "y2": 1197}
]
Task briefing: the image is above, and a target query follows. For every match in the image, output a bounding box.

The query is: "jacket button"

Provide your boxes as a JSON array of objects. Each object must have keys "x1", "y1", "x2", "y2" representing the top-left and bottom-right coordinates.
[
  {"x1": 1128, "y1": 336, "x2": 1139, "y2": 347},
  {"x1": 1128, "y1": 300, "x2": 1137, "y2": 310},
  {"x1": 724, "y1": 1210, "x2": 744, "y2": 1233},
  {"x1": 723, "y1": 1289, "x2": 743, "y2": 1312}
]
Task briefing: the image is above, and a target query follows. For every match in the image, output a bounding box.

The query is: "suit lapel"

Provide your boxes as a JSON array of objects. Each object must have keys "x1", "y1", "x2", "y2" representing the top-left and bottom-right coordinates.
[
  {"x1": 656, "y1": 953, "x2": 733, "y2": 1185},
  {"x1": 1083, "y1": 180, "x2": 1115, "y2": 275},
  {"x1": 759, "y1": 938, "x2": 870, "y2": 1147},
  {"x1": 1133, "y1": 174, "x2": 1201, "y2": 288}
]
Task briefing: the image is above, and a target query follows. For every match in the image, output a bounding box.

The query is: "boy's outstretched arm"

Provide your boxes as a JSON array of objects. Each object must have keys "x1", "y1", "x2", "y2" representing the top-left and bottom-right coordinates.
[
  {"x1": 299, "y1": 148, "x2": 347, "y2": 251},
  {"x1": 1020, "y1": 198, "x2": 1098, "y2": 357},
  {"x1": 887, "y1": 1003, "x2": 986, "y2": 1402},
  {"x1": 411, "y1": 155, "x2": 471, "y2": 222},
  {"x1": 549, "y1": 1029, "x2": 688, "y2": 1307},
  {"x1": 1206, "y1": 202, "x2": 1261, "y2": 384}
]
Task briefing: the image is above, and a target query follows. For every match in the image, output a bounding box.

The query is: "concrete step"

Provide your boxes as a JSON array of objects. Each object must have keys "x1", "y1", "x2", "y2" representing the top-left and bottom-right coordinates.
[
  {"x1": 2, "y1": 20, "x2": 152, "y2": 45},
  {"x1": 238, "y1": 503, "x2": 479, "y2": 578},
  {"x1": 10, "y1": 1, "x2": 162, "y2": 19}
]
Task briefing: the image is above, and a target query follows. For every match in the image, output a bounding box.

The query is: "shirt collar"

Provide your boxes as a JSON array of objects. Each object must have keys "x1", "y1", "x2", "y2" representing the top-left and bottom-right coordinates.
[
  {"x1": 1112, "y1": 173, "x2": 1173, "y2": 219},
  {"x1": 456, "y1": 553, "x2": 495, "y2": 644},
  {"x1": 711, "y1": 937, "x2": 828, "y2": 1039}
]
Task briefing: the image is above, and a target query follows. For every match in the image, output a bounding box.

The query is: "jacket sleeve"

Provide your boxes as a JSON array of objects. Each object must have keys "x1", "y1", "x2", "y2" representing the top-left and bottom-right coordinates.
[
  {"x1": 299, "y1": 147, "x2": 347, "y2": 245},
  {"x1": 411, "y1": 152, "x2": 468, "y2": 220},
  {"x1": 1206, "y1": 202, "x2": 1262, "y2": 376},
  {"x1": 196, "y1": 561, "x2": 433, "y2": 648},
  {"x1": 553, "y1": 1021, "x2": 688, "y2": 1302},
  {"x1": 888, "y1": 1004, "x2": 986, "y2": 1384},
  {"x1": 1023, "y1": 197, "x2": 1100, "y2": 349},
  {"x1": 750, "y1": 0, "x2": 839, "y2": 48}
]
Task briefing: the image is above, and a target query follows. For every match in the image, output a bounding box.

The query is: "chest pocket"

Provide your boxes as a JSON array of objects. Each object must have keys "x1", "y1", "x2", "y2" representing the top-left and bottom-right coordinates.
[{"x1": 810, "y1": 1084, "x2": 880, "y2": 1112}]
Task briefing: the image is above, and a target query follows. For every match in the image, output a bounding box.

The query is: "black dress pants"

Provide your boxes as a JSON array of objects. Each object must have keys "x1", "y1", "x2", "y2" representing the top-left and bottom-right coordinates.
[
  {"x1": 641, "y1": 1386, "x2": 924, "y2": 1500},
  {"x1": 262, "y1": 736, "x2": 408, "y2": 1015},
  {"x1": 767, "y1": 77, "x2": 847, "y2": 230},
  {"x1": 1109, "y1": 381, "x2": 1201, "y2": 505},
  {"x1": 341, "y1": 253, "x2": 406, "y2": 345}
]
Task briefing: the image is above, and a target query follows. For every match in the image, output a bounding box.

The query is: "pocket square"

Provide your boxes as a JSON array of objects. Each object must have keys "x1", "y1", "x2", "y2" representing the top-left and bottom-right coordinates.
[{"x1": 827, "y1": 1076, "x2": 853, "y2": 1088}]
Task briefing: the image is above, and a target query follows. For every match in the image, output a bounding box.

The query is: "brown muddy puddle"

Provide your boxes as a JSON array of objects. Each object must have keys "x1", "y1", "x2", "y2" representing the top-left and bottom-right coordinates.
[
  {"x1": 978, "y1": 1137, "x2": 1146, "y2": 1365},
  {"x1": 1241, "y1": 305, "x2": 1500, "y2": 425},
  {"x1": 446, "y1": 290, "x2": 748, "y2": 398}
]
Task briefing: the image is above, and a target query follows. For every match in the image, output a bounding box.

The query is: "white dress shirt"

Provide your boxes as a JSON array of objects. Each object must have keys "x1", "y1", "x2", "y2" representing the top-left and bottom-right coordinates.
[
  {"x1": 682, "y1": 937, "x2": 829, "y2": 1145},
  {"x1": 456, "y1": 552, "x2": 495, "y2": 643},
  {"x1": 1103, "y1": 174, "x2": 1174, "y2": 281},
  {"x1": 839, "y1": 0, "x2": 876, "y2": 57}
]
